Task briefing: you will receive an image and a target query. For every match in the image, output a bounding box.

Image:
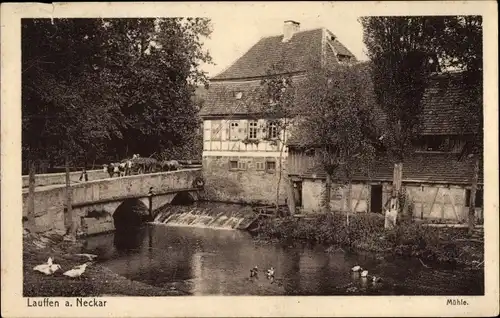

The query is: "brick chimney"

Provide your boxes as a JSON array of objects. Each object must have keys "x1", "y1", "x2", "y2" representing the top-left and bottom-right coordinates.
[{"x1": 282, "y1": 20, "x2": 300, "y2": 42}]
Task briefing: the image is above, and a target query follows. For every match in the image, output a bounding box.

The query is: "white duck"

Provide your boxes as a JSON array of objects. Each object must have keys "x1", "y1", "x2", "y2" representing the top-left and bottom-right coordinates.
[
  {"x1": 33, "y1": 257, "x2": 61, "y2": 275},
  {"x1": 361, "y1": 270, "x2": 369, "y2": 278},
  {"x1": 63, "y1": 263, "x2": 89, "y2": 278},
  {"x1": 351, "y1": 265, "x2": 362, "y2": 272}
]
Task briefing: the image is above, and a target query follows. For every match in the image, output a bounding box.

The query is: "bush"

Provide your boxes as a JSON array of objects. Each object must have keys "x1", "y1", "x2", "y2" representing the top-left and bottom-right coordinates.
[{"x1": 255, "y1": 213, "x2": 483, "y2": 266}]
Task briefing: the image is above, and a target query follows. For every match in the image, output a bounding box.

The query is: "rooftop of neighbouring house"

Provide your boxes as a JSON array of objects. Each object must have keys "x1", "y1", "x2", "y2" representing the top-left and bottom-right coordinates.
[
  {"x1": 419, "y1": 71, "x2": 482, "y2": 135},
  {"x1": 299, "y1": 152, "x2": 484, "y2": 185}
]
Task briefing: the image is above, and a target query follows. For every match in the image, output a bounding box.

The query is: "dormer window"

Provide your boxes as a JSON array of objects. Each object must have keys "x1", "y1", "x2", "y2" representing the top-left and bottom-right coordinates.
[{"x1": 235, "y1": 92, "x2": 243, "y2": 100}]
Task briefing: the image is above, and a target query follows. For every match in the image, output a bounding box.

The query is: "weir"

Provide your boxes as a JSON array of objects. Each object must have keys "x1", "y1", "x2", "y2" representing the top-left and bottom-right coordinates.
[{"x1": 152, "y1": 202, "x2": 260, "y2": 230}]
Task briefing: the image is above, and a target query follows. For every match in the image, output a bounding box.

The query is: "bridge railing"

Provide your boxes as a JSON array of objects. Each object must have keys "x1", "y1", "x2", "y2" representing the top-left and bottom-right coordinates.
[
  {"x1": 22, "y1": 169, "x2": 109, "y2": 188},
  {"x1": 22, "y1": 168, "x2": 203, "y2": 217}
]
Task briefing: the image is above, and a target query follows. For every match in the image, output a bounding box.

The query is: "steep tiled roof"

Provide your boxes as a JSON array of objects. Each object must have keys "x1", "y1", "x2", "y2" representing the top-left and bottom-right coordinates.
[
  {"x1": 212, "y1": 28, "x2": 355, "y2": 81},
  {"x1": 199, "y1": 76, "x2": 309, "y2": 117},
  {"x1": 420, "y1": 72, "x2": 482, "y2": 135},
  {"x1": 301, "y1": 152, "x2": 483, "y2": 185}
]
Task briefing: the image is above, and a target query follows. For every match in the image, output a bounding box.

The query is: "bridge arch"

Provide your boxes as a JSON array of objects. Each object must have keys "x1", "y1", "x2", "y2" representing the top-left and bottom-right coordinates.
[
  {"x1": 113, "y1": 198, "x2": 150, "y2": 231},
  {"x1": 170, "y1": 191, "x2": 195, "y2": 205}
]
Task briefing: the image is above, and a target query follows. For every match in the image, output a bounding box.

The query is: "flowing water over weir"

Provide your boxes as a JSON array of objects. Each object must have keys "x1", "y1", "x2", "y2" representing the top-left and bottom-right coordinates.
[
  {"x1": 82, "y1": 202, "x2": 484, "y2": 296},
  {"x1": 153, "y1": 202, "x2": 259, "y2": 230}
]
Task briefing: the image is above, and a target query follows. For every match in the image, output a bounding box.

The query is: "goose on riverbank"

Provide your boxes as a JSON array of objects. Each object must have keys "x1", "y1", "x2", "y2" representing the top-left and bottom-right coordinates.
[
  {"x1": 63, "y1": 263, "x2": 89, "y2": 278},
  {"x1": 34, "y1": 257, "x2": 61, "y2": 275}
]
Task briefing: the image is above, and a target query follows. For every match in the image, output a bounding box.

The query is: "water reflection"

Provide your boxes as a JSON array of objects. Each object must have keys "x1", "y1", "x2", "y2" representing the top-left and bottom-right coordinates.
[
  {"x1": 83, "y1": 224, "x2": 484, "y2": 296},
  {"x1": 113, "y1": 228, "x2": 147, "y2": 253}
]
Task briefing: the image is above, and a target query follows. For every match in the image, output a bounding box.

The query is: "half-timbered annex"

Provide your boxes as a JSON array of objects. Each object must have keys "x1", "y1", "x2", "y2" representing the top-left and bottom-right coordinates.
[{"x1": 287, "y1": 71, "x2": 484, "y2": 222}]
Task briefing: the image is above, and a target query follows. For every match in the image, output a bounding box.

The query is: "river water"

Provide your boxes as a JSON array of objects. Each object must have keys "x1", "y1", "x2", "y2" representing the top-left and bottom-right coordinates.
[{"x1": 82, "y1": 223, "x2": 483, "y2": 296}]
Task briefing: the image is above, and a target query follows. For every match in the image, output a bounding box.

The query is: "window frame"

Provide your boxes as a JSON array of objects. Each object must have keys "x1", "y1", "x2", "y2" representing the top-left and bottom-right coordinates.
[
  {"x1": 229, "y1": 160, "x2": 239, "y2": 171},
  {"x1": 255, "y1": 160, "x2": 265, "y2": 171},
  {"x1": 229, "y1": 121, "x2": 240, "y2": 141},
  {"x1": 248, "y1": 120, "x2": 258, "y2": 140},
  {"x1": 265, "y1": 160, "x2": 276, "y2": 173},
  {"x1": 267, "y1": 120, "x2": 279, "y2": 140}
]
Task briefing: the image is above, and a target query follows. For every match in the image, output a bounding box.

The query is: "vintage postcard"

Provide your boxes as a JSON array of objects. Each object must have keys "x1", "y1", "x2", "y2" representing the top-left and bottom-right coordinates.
[{"x1": 1, "y1": 1, "x2": 498, "y2": 317}]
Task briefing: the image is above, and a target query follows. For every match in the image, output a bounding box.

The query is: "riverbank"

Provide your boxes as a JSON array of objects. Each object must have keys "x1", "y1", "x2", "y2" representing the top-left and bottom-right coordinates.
[
  {"x1": 23, "y1": 230, "x2": 189, "y2": 297},
  {"x1": 253, "y1": 213, "x2": 484, "y2": 268}
]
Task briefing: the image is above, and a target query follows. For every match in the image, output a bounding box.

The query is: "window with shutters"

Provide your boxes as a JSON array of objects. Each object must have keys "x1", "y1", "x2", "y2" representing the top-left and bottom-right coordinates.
[
  {"x1": 211, "y1": 120, "x2": 222, "y2": 141},
  {"x1": 267, "y1": 121, "x2": 279, "y2": 139},
  {"x1": 229, "y1": 121, "x2": 240, "y2": 140},
  {"x1": 248, "y1": 121, "x2": 258, "y2": 139}
]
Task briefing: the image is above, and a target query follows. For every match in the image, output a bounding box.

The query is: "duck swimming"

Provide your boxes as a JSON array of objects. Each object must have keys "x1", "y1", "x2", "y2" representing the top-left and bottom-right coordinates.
[
  {"x1": 351, "y1": 265, "x2": 362, "y2": 272},
  {"x1": 372, "y1": 276, "x2": 382, "y2": 283},
  {"x1": 266, "y1": 267, "x2": 275, "y2": 280}
]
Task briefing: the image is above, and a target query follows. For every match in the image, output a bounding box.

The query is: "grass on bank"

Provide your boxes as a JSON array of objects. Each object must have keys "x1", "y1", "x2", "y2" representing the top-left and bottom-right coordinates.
[
  {"x1": 23, "y1": 231, "x2": 188, "y2": 297},
  {"x1": 253, "y1": 213, "x2": 484, "y2": 267}
]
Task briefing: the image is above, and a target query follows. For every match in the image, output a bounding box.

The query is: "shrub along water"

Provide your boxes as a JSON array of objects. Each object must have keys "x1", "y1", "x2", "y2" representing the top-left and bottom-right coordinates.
[{"x1": 254, "y1": 213, "x2": 483, "y2": 267}]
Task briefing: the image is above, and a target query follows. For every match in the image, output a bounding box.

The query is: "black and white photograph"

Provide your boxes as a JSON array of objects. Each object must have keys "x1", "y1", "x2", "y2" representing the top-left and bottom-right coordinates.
[{"x1": 1, "y1": 1, "x2": 498, "y2": 317}]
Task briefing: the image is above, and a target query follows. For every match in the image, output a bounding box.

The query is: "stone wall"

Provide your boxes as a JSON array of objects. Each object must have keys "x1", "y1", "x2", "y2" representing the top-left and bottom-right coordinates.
[
  {"x1": 202, "y1": 155, "x2": 288, "y2": 205},
  {"x1": 22, "y1": 169, "x2": 108, "y2": 188}
]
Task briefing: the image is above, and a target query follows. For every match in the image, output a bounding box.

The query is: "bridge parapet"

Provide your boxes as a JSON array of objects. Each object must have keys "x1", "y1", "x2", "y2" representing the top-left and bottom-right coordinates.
[
  {"x1": 22, "y1": 169, "x2": 109, "y2": 188},
  {"x1": 22, "y1": 168, "x2": 203, "y2": 220}
]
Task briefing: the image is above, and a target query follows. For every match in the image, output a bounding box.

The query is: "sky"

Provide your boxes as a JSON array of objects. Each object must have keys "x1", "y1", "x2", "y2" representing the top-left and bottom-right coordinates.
[{"x1": 198, "y1": 3, "x2": 368, "y2": 78}]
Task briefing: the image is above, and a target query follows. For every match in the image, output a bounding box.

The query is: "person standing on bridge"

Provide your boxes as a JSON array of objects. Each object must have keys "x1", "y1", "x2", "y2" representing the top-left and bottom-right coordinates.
[{"x1": 79, "y1": 167, "x2": 88, "y2": 182}]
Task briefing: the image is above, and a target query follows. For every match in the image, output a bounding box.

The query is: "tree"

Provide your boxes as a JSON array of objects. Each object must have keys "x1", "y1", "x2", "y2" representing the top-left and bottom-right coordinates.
[
  {"x1": 360, "y1": 16, "x2": 483, "y2": 227},
  {"x1": 22, "y1": 19, "x2": 121, "y2": 168},
  {"x1": 259, "y1": 65, "x2": 297, "y2": 215},
  {"x1": 22, "y1": 18, "x2": 213, "y2": 169},
  {"x1": 99, "y1": 18, "x2": 213, "y2": 160},
  {"x1": 292, "y1": 64, "x2": 378, "y2": 218}
]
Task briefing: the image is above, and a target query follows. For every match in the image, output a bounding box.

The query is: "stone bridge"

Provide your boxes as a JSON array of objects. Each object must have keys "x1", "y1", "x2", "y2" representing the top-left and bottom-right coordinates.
[{"x1": 22, "y1": 168, "x2": 204, "y2": 234}]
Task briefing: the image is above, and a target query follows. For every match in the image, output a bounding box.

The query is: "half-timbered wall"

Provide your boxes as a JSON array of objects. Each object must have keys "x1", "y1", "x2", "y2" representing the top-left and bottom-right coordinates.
[
  {"x1": 203, "y1": 119, "x2": 289, "y2": 154},
  {"x1": 301, "y1": 178, "x2": 483, "y2": 221}
]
